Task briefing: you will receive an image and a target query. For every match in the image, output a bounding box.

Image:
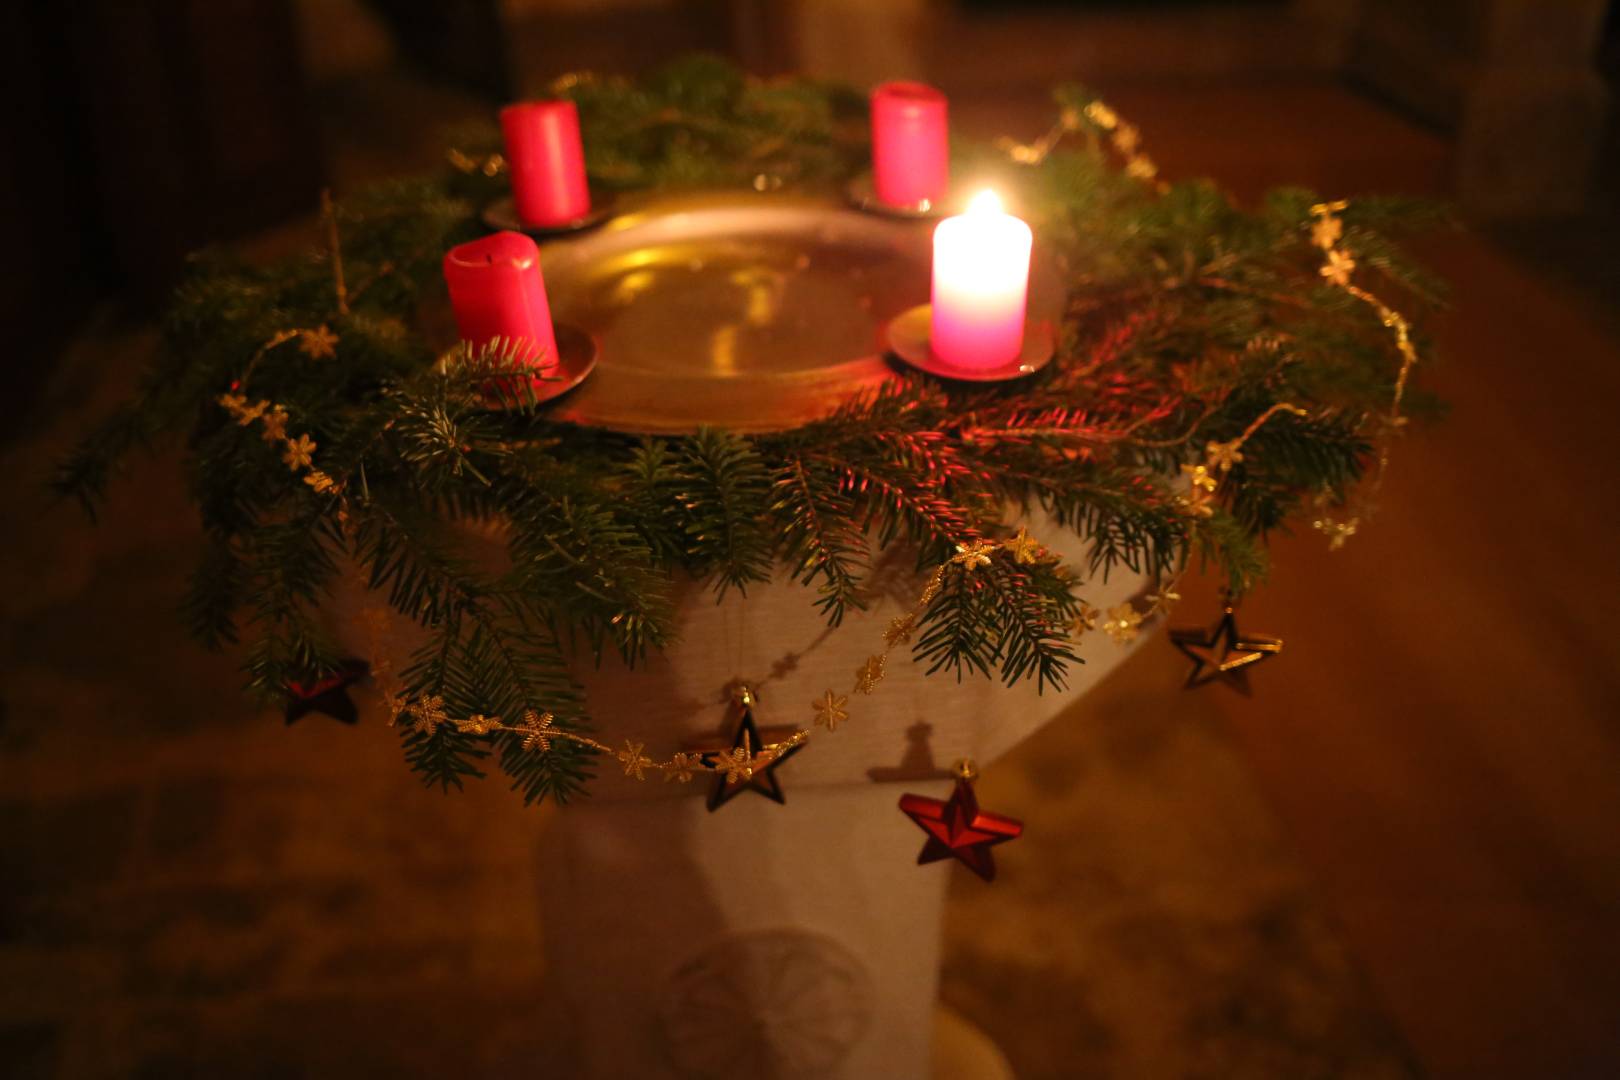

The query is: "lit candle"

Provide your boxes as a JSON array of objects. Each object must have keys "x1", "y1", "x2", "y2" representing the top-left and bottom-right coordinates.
[
  {"x1": 442, "y1": 230, "x2": 559, "y2": 370},
  {"x1": 501, "y1": 99, "x2": 591, "y2": 228},
  {"x1": 930, "y1": 190, "x2": 1032, "y2": 370},
  {"x1": 870, "y1": 81, "x2": 949, "y2": 209}
]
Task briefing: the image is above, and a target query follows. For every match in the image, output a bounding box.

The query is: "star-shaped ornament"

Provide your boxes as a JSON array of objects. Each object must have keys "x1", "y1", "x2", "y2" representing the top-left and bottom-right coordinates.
[
  {"x1": 699, "y1": 692, "x2": 804, "y2": 812},
  {"x1": 898, "y1": 774, "x2": 1023, "y2": 882},
  {"x1": 284, "y1": 659, "x2": 369, "y2": 725},
  {"x1": 1169, "y1": 606, "x2": 1282, "y2": 694}
]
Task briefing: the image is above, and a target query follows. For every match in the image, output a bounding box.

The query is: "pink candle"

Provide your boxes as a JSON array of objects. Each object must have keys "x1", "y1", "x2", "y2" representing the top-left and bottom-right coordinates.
[
  {"x1": 870, "y1": 81, "x2": 949, "y2": 209},
  {"x1": 442, "y1": 230, "x2": 559, "y2": 370},
  {"x1": 501, "y1": 99, "x2": 591, "y2": 227},
  {"x1": 930, "y1": 191, "x2": 1032, "y2": 370}
]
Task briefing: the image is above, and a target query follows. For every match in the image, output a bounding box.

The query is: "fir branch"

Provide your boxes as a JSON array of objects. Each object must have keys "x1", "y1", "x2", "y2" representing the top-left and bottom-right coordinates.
[
  {"x1": 673, "y1": 428, "x2": 774, "y2": 596},
  {"x1": 771, "y1": 456, "x2": 870, "y2": 626}
]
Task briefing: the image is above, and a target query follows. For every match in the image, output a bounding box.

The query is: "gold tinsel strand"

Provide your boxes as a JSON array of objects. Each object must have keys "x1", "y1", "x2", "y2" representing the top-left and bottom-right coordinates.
[{"x1": 1308, "y1": 200, "x2": 1421, "y2": 549}]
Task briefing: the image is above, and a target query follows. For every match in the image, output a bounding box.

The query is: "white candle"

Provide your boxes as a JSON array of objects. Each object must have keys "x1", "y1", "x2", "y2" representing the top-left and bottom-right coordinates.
[{"x1": 930, "y1": 190, "x2": 1032, "y2": 370}]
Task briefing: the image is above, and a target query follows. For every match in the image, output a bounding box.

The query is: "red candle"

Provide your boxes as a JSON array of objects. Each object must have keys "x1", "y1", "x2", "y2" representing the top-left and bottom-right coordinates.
[
  {"x1": 501, "y1": 99, "x2": 591, "y2": 228},
  {"x1": 870, "y1": 81, "x2": 949, "y2": 209},
  {"x1": 442, "y1": 230, "x2": 559, "y2": 370}
]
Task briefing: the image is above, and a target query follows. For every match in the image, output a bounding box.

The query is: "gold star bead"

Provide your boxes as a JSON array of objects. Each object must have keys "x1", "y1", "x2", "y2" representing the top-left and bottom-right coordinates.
[
  {"x1": 883, "y1": 613, "x2": 918, "y2": 648},
  {"x1": 217, "y1": 392, "x2": 249, "y2": 416},
  {"x1": 662, "y1": 751, "x2": 699, "y2": 783},
  {"x1": 382, "y1": 691, "x2": 408, "y2": 726},
  {"x1": 1178, "y1": 488, "x2": 1216, "y2": 519},
  {"x1": 712, "y1": 734, "x2": 755, "y2": 784},
  {"x1": 1103, "y1": 603, "x2": 1143, "y2": 644},
  {"x1": 953, "y1": 541, "x2": 994, "y2": 571},
  {"x1": 1126, "y1": 155, "x2": 1158, "y2": 180},
  {"x1": 407, "y1": 694, "x2": 448, "y2": 735},
  {"x1": 1085, "y1": 101, "x2": 1119, "y2": 130},
  {"x1": 1069, "y1": 602, "x2": 1099, "y2": 639},
  {"x1": 1205, "y1": 440, "x2": 1243, "y2": 472},
  {"x1": 260, "y1": 406, "x2": 289, "y2": 443},
  {"x1": 1313, "y1": 514, "x2": 1359, "y2": 551},
  {"x1": 303, "y1": 470, "x2": 338, "y2": 494},
  {"x1": 282, "y1": 434, "x2": 317, "y2": 470},
  {"x1": 1112, "y1": 122, "x2": 1141, "y2": 155},
  {"x1": 617, "y1": 740, "x2": 651, "y2": 781},
  {"x1": 854, "y1": 654, "x2": 886, "y2": 695},
  {"x1": 1181, "y1": 462, "x2": 1218, "y2": 493},
  {"x1": 456, "y1": 713, "x2": 498, "y2": 735},
  {"x1": 234, "y1": 399, "x2": 268, "y2": 426},
  {"x1": 518, "y1": 710, "x2": 556, "y2": 752},
  {"x1": 1001, "y1": 139, "x2": 1043, "y2": 165},
  {"x1": 1003, "y1": 526, "x2": 1041, "y2": 565},
  {"x1": 299, "y1": 325, "x2": 339, "y2": 360},
  {"x1": 812, "y1": 690, "x2": 849, "y2": 732},
  {"x1": 1311, "y1": 214, "x2": 1343, "y2": 250},
  {"x1": 1147, "y1": 586, "x2": 1181, "y2": 613},
  {"x1": 1320, "y1": 249, "x2": 1357, "y2": 287}
]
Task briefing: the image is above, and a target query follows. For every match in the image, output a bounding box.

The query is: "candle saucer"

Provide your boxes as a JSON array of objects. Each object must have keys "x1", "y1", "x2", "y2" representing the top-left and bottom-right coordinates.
[
  {"x1": 882, "y1": 304, "x2": 1056, "y2": 383},
  {"x1": 482, "y1": 193, "x2": 619, "y2": 238},
  {"x1": 478, "y1": 323, "x2": 600, "y2": 410},
  {"x1": 845, "y1": 175, "x2": 949, "y2": 220}
]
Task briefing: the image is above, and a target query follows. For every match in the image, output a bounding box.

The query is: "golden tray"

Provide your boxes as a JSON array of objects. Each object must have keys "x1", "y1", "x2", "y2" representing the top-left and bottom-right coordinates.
[{"x1": 536, "y1": 191, "x2": 1059, "y2": 435}]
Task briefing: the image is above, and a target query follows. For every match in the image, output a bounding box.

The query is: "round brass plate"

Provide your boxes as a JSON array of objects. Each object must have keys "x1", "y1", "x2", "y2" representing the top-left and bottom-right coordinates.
[
  {"x1": 540, "y1": 193, "x2": 936, "y2": 434},
  {"x1": 883, "y1": 304, "x2": 1055, "y2": 383},
  {"x1": 529, "y1": 192, "x2": 1060, "y2": 434}
]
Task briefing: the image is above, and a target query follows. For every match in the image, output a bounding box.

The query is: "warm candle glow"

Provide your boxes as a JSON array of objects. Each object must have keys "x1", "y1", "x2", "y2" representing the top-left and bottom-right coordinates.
[
  {"x1": 967, "y1": 189, "x2": 1002, "y2": 215},
  {"x1": 929, "y1": 189, "x2": 1032, "y2": 370}
]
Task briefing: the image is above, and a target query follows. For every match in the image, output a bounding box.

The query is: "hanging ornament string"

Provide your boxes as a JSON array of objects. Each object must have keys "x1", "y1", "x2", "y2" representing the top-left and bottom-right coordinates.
[
  {"x1": 1307, "y1": 199, "x2": 1420, "y2": 549},
  {"x1": 1083, "y1": 399, "x2": 1307, "y2": 646},
  {"x1": 998, "y1": 96, "x2": 1169, "y2": 194},
  {"x1": 351, "y1": 532, "x2": 1089, "y2": 783}
]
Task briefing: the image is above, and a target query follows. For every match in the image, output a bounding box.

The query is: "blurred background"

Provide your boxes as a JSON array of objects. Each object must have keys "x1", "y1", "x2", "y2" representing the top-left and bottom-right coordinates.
[{"x1": 4, "y1": 2, "x2": 1619, "y2": 1077}]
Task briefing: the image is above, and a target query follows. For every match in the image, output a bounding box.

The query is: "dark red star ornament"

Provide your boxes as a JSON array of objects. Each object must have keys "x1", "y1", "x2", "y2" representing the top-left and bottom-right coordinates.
[
  {"x1": 697, "y1": 686, "x2": 804, "y2": 812},
  {"x1": 1168, "y1": 604, "x2": 1282, "y2": 694},
  {"x1": 283, "y1": 659, "x2": 369, "y2": 725},
  {"x1": 898, "y1": 761, "x2": 1023, "y2": 882}
]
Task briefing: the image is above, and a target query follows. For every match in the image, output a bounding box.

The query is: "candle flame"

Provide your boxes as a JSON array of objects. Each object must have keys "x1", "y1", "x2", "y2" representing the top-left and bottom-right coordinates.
[{"x1": 967, "y1": 189, "x2": 1004, "y2": 215}]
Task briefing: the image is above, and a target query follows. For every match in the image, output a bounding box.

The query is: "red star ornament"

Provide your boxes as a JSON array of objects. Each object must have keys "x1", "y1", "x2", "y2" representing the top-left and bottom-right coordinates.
[{"x1": 898, "y1": 777, "x2": 1023, "y2": 882}]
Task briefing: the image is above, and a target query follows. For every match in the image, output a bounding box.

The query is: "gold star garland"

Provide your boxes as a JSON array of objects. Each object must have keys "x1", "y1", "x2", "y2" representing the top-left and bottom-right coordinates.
[
  {"x1": 447, "y1": 147, "x2": 507, "y2": 177},
  {"x1": 217, "y1": 390, "x2": 338, "y2": 497},
  {"x1": 998, "y1": 97, "x2": 1169, "y2": 194},
  {"x1": 356, "y1": 525, "x2": 1221, "y2": 782},
  {"x1": 1092, "y1": 400, "x2": 1311, "y2": 635},
  {"x1": 1307, "y1": 199, "x2": 1421, "y2": 549},
  {"x1": 353, "y1": 534, "x2": 1073, "y2": 782}
]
